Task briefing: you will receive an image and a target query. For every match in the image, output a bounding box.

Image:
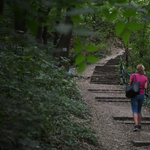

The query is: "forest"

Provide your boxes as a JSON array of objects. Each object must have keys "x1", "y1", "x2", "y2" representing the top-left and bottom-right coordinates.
[{"x1": 0, "y1": 0, "x2": 150, "y2": 149}]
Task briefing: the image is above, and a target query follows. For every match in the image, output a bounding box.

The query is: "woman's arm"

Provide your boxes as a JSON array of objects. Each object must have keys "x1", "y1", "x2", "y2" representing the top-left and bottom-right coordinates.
[
  {"x1": 129, "y1": 80, "x2": 132, "y2": 86},
  {"x1": 145, "y1": 82, "x2": 148, "y2": 89}
]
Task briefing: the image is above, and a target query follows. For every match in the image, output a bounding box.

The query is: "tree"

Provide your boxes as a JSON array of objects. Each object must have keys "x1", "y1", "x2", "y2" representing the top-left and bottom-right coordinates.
[{"x1": 1, "y1": 1, "x2": 150, "y2": 150}]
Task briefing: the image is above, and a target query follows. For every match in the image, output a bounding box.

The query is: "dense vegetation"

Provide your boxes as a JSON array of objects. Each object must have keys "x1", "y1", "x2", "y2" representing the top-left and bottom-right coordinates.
[{"x1": 1, "y1": 0, "x2": 150, "y2": 150}]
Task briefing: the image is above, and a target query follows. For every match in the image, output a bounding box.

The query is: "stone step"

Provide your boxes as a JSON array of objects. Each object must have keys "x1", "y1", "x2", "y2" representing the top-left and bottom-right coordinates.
[
  {"x1": 113, "y1": 116, "x2": 150, "y2": 121},
  {"x1": 90, "y1": 82, "x2": 120, "y2": 85},
  {"x1": 95, "y1": 97, "x2": 127, "y2": 99},
  {"x1": 97, "y1": 100, "x2": 130, "y2": 102},
  {"x1": 92, "y1": 73, "x2": 119, "y2": 76},
  {"x1": 96, "y1": 96, "x2": 129, "y2": 102},
  {"x1": 132, "y1": 141, "x2": 150, "y2": 146},
  {"x1": 104, "y1": 58, "x2": 120, "y2": 65},
  {"x1": 121, "y1": 121, "x2": 150, "y2": 125},
  {"x1": 90, "y1": 76, "x2": 120, "y2": 85},
  {"x1": 94, "y1": 66, "x2": 118, "y2": 73},
  {"x1": 88, "y1": 89, "x2": 124, "y2": 93}
]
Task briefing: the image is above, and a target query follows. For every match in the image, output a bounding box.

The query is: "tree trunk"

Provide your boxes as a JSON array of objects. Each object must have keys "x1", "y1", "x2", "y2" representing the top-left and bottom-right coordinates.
[
  {"x1": 55, "y1": 5, "x2": 74, "y2": 71},
  {"x1": 0, "y1": 0, "x2": 4, "y2": 14},
  {"x1": 36, "y1": 7, "x2": 51, "y2": 44},
  {"x1": 53, "y1": 8, "x2": 61, "y2": 46},
  {"x1": 14, "y1": 9, "x2": 27, "y2": 32},
  {"x1": 36, "y1": 7, "x2": 43, "y2": 43},
  {"x1": 42, "y1": 26, "x2": 48, "y2": 45}
]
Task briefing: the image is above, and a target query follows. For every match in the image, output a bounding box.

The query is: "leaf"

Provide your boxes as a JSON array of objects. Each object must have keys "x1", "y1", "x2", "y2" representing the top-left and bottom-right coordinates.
[
  {"x1": 96, "y1": 2, "x2": 104, "y2": 6},
  {"x1": 55, "y1": 23, "x2": 73, "y2": 34},
  {"x1": 123, "y1": 10, "x2": 137, "y2": 17},
  {"x1": 78, "y1": 62, "x2": 87, "y2": 73},
  {"x1": 74, "y1": 28, "x2": 95, "y2": 36},
  {"x1": 108, "y1": 0, "x2": 116, "y2": 5},
  {"x1": 85, "y1": 45, "x2": 99, "y2": 52},
  {"x1": 102, "y1": 8, "x2": 109, "y2": 18},
  {"x1": 138, "y1": 8, "x2": 147, "y2": 13},
  {"x1": 71, "y1": 15, "x2": 82, "y2": 25},
  {"x1": 75, "y1": 44, "x2": 83, "y2": 54},
  {"x1": 142, "y1": 16, "x2": 150, "y2": 23},
  {"x1": 75, "y1": 54, "x2": 85, "y2": 65},
  {"x1": 75, "y1": 37, "x2": 81, "y2": 44},
  {"x1": 148, "y1": 51, "x2": 150, "y2": 56},
  {"x1": 67, "y1": 8, "x2": 94, "y2": 16},
  {"x1": 87, "y1": 55, "x2": 99, "y2": 63},
  {"x1": 121, "y1": 29, "x2": 130, "y2": 45},
  {"x1": 130, "y1": 2, "x2": 139, "y2": 8},
  {"x1": 19, "y1": 69, "x2": 25, "y2": 74},
  {"x1": 115, "y1": 21, "x2": 126, "y2": 36},
  {"x1": 108, "y1": 10, "x2": 118, "y2": 22},
  {"x1": 26, "y1": 19, "x2": 38, "y2": 36},
  {"x1": 126, "y1": 22, "x2": 142, "y2": 31},
  {"x1": 116, "y1": 0, "x2": 127, "y2": 3}
]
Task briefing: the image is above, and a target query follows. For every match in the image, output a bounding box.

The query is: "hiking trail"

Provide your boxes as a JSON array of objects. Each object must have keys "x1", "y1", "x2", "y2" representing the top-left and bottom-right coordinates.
[{"x1": 71, "y1": 47, "x2": 150, "y2": 150}]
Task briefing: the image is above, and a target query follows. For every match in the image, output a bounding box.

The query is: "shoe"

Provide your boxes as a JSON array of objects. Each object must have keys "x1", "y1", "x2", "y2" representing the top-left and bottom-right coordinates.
[
  {"x1": 133, "y1": 125, "x2": 139, "y2": 131},
  {"x1": 138, "y1": 125, "x2": 141, "y2": 130}
]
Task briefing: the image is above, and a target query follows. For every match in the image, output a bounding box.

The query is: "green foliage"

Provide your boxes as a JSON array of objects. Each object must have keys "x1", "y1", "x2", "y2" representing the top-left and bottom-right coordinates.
[
  {"x1": 1, "y1": 0, "x2": 150, "y2": 149},
  {"x1": 121, "y1": 29, "x2": 130, "y2": 45},
  {"x1": 0, "y1": 42, "x2": 98, "y2": 149},
  {"x1": 115, "y1": 21, "x2": 126, "y2": 36},
  {"x1": 0, "y1": 1, "x2": 102, "y2": 150},
  {"x1": 87, "y1": 55, "x2": 99, "y2": 63}
]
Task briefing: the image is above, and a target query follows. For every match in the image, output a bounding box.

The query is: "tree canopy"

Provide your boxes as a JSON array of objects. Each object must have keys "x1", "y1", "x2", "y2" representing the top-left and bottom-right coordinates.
[{"x1": 1, "y1": 0, "x2": 150, "y2": 149}]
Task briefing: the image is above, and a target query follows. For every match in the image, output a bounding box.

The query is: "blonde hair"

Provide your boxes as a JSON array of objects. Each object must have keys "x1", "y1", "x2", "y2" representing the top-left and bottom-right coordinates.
[{"x1": 136, "y1": 64, "x2": 145, "y2": 75}]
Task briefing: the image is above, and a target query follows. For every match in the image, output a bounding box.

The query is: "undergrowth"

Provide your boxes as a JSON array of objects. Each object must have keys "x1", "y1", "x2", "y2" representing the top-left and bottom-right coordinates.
[{"x1": 0, "y1": 41, "x2": 101, "y2": 150}]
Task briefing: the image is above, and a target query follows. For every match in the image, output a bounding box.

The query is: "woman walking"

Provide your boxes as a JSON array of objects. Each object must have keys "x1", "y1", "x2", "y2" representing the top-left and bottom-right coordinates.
[{"x1": 129, "y1": 64, "x2": 148, "y2": 131}]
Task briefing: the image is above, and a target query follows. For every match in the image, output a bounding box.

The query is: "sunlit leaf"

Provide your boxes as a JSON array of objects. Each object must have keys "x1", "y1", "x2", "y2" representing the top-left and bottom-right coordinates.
[
  {"x1": 87, "y1": 55, "x2": 99, "y2": 63},
  {"x1": 108, "y1": 10, "x2": 118, "y2": 22},
  {"x1": 126, "y1": 22, "x2": 142, "y2": 31},
  {"x1": 121, "y1": 29, "x2": 130, "y2": 45},
  {"x1": 75, "y1": 44, "x2": 83, "y2": 54},
  {"x1": 85, "y1": 45, "x2": 99, "y2": 52},
  {"x1": 115, "y1": 21, "x2": 126, "y2": 36},
  {"x1": 75, "y1": 54, "x2": 85, "y2": 65},
  {"x1": 123, "y1": 10, "x2": 136, "y2": 17},
  {"x1": 78, "y1": 62, "x2": 87, "y2": 73}
]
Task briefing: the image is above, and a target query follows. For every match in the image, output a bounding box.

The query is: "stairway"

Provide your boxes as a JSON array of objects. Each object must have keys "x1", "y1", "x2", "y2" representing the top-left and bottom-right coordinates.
[
  {"x1": 89, "y1": 53, "x2": 150, "y2": 149},
  {"x1": 90, "y1": 55, "x2": 122, "y2": 85}
]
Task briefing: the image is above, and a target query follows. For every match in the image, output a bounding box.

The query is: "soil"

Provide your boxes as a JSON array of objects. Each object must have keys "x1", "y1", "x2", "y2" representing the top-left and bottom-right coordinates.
[{"x1": 71, "y1": 46, "x2": 150, "y2": 150}]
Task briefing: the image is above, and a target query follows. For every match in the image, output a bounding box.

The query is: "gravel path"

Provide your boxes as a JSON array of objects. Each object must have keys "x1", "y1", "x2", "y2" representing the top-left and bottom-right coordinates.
[{"x1": 72, "y1": 47, "x2": 150, "y2": 150}]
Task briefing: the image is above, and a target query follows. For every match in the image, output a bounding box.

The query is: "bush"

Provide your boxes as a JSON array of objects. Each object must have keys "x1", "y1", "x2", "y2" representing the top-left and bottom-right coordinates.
[{"x1": 0, "y1": 40, "x2": 99, "y2": 150}]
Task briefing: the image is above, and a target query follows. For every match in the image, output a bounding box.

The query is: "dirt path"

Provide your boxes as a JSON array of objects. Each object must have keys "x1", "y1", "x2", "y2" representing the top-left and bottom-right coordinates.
[{"x1": 72, "y1": 47, "x2": 150, "y2": 150}]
